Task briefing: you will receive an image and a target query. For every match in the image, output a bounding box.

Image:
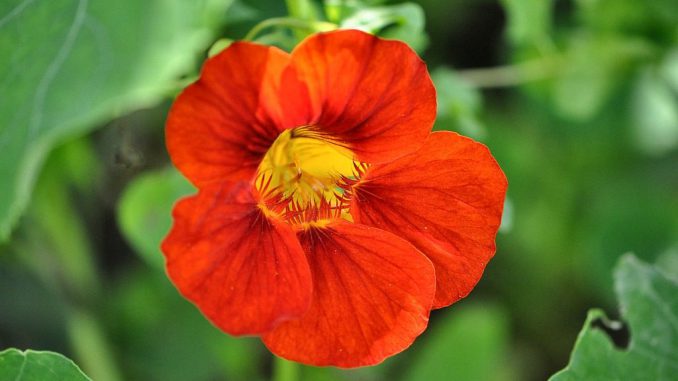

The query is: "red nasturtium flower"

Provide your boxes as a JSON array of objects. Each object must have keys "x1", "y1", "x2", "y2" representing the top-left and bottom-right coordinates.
[{"x1": 162, "y1": 29, "x2": 507, "y2": 367}]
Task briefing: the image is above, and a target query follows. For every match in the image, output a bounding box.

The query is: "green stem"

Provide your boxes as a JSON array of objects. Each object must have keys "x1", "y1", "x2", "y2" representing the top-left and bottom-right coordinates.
[
  {"x1": 244, "y1": 17, "x2": 336, "y2": 41},
  {"x1": 457, "y1": 56, "x2": 562, "y2": 88},
  {"x1": 26, "y1": 140, "x2": 122, "y2": 381},
  {"x1": 285, "y1": 0, "x2": 314, "y2": 20},
  {"x1": 31, "y1": 148, "x2": 100, "y2": 301},
  {"x1": 272, "y1": 356, "x2": 299, "y2": 381},
  {"x1": 67, "y1": 309, "x2": 124, "y2": 381},
  {"x1": 285, "y1": 0, "x2": 316, "y2": 41}
]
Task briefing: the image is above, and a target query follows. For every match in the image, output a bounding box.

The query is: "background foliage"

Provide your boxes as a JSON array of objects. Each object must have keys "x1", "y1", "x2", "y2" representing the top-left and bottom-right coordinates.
[{"x1": 0, "y1": 0, "x2": 676, "y2": 380}]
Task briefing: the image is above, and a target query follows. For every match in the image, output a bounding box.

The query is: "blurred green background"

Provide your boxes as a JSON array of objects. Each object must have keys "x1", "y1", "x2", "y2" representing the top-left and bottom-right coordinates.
[{"x1": 1, "y1": 0, "x2": 677, "y2": 380}]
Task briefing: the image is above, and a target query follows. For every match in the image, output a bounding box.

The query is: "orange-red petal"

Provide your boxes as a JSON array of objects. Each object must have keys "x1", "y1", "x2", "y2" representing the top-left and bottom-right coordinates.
[
  {"x1": 262, "y1": 221, "x2": 435, "y2": 367},
  {"x1": 351, "y1": 132, "x2": 507, "y2": 308},
  {"x1": 279, "y1": 30, "x2": 436, "y2": 163},
  {"x1": 166, "y1": 42, "x2": 292, "y2": 187},
  {"x1": 161, "y1": 183, "x2": 313, "y2": 335}
]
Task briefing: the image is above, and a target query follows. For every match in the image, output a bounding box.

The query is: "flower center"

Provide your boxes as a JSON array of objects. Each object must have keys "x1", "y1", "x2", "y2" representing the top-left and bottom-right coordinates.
[{"x1": 255, "y1": 127, "x2": 364, "y2": 228}]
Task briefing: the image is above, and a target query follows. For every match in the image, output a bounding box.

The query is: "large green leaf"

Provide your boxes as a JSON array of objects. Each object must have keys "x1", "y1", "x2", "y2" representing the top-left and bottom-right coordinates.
[
  {"x1": 550, "y1": 254, "x2": 678, "y2": 380},
  {"x1": 0, "y1": 0, "x2": 231, "y2": 241},
  {"x1": 0, "y1": 349, "x2": 92, "y2": 381}
]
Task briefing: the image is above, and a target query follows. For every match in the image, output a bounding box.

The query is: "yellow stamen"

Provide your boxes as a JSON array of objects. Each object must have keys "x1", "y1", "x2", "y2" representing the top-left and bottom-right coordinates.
[{"x1": 256, "y1": 127, "x2": 360, "y2": 227}]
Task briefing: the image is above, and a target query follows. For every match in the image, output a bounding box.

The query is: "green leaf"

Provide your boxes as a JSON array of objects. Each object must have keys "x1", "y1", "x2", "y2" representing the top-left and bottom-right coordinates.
[
  {"x1": 0, "y1": 0, "x2": 231, "y2": 241},
  {"x1": 402, "y1": 304, "x2": 515, "y2": 381},
  {"x1": 576, "y1": 0, "x2": 678, "y2": 45},
  {"x1": 632, "y1": 68, "x2": 678, "y2": 155},
  {"x1": 118, "y1": 167, "x2": 194, "y2": 269},
  {"x1": 574, "y1": 179, "x2": 678, "y2": 299},
  {"x1": 0, "y1": 349, "x2": 92, "y2": 381},
  {"x1": 500, "y1": 0, "x2": 553, "y2": 48},
  {"x1": 552, "y1": 34, "x2": 651, "y2": 120},
  {"x1": 550, "y1": 254, "x2": 678, "y2": 381},
  {"x1": 431, "y1": 67, "x2": 486, "y2": 139},
  {"x1": 106, "y1": 268, "x2": 261, "y2": 381},
  {"x1": 208, "y1": 38, "x2": 235, "y2": 57},
  {"x1": 339, "y1": 2, "x2": 428, "y2": 52},
  {"x1": 661, "y1": 49, "x2": 678, "y2": 92},
  {"x1": 656, "y1": 248, "x2": 678, "y2": 279},
  {"x1": 324, "y1": 0, "x2": 386, "y2": 24}
]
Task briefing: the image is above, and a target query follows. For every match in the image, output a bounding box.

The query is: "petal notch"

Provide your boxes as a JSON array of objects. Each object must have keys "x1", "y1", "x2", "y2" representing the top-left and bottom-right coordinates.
[
  {"x1": 281, "y1": 30, "x2": 436, "y2": 163},
  {"x1": 352, "y1": 132, "x2": 507, "y2": 308},
  {"x1": 263, "y1": 222, "x2": 435, "y2": 367}
]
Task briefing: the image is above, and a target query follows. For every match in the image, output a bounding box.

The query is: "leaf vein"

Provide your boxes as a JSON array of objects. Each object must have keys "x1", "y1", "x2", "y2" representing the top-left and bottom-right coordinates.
[{"x1": 28, "y1": 0, "x2": 89, "y2": 138}]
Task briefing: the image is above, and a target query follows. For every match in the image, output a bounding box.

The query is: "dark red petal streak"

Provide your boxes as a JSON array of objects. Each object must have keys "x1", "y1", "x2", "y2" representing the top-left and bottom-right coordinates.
[
  {"x1": 262, "y1": 222, "x2": 435, "y2": 367},
  {"x1": 166, "y1": 43, "x2": 291, "y2": 187},
  {"x1": 351, "y1": 132, "x2": 507, "y2": 308},
  {"x1": 280, "y1": 30, "x2": 436, "y2": 163},
  {"x1": 161, "y1": 183, "x2": 312, "y2": 335}
]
